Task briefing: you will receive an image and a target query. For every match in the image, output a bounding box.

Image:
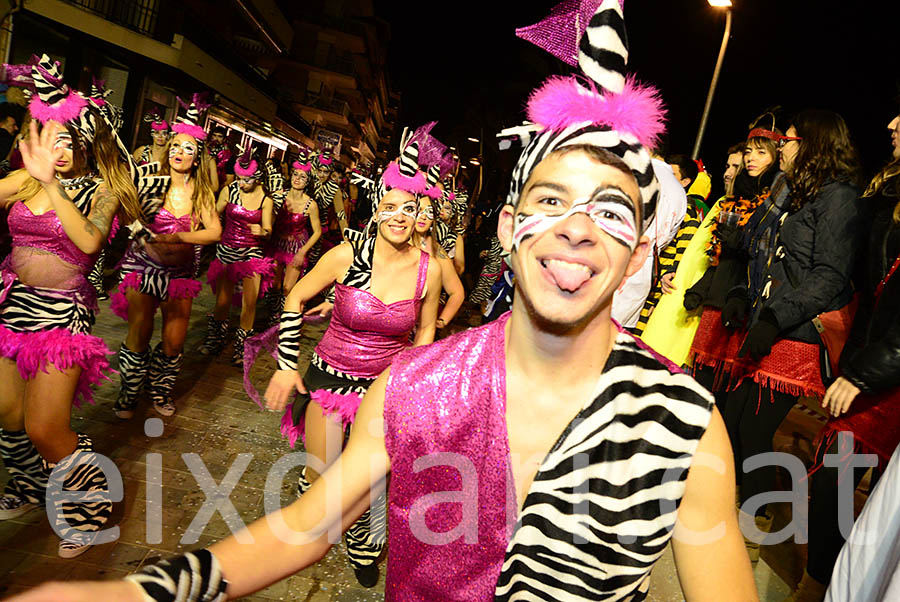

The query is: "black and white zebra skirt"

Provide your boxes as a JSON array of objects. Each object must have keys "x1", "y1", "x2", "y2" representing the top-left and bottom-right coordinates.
[
  {"x1": 110, "y1": 246, "x2": 201, "y2": 320},
  {"x1": 0, "y1": 273, "x2": 112, "y2": 408}
]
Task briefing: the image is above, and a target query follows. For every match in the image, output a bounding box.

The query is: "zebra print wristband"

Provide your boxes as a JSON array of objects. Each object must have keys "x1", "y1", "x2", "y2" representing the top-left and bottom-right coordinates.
[
  {"x1": 277, "y1": 311, "x2": 303, "y2": 371},
  {"x1": 124, "y1": 549, "x2": 228, "y2": 601}
]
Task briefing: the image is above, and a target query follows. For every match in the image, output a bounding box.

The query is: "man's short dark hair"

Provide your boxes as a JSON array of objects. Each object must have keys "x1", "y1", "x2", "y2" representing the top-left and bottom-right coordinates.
[
  {"x1": 666, "y1": 154, "x2": 698, "y2": 185},
  {"x1": 0, "y1": 103, "x2": 24, "y2": 125}
]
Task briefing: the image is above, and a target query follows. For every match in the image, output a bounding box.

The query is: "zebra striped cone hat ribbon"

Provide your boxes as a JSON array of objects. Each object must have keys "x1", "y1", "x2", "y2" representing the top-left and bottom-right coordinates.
[
  {"x1": 507, "y1": 0, "x2": 666, "y2": 232},
  {"x1": 90, "y1": 77, "x2": 124, "y2": 134},
  {"x1": 172, "y1": 93, "x2": 210, "y2": 143},
  {"x1": 234, "y1": 144, "x2": 262, "y2": 179}
]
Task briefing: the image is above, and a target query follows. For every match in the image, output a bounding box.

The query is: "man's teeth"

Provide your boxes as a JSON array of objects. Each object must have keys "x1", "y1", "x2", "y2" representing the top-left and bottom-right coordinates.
[{"x1": 544, "y1": 258, "x2": 592, "y2": 274}]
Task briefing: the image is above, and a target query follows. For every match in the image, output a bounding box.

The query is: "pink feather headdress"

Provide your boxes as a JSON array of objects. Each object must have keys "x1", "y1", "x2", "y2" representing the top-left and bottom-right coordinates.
[
  {"x1": 27, "y1": 56, "x2": 89, "y2": 125},
  {"x1": 381, "y1": 161, "x2": 427, "y2": 194},
  {"x1": 234, "y1": 144, "x2": 261, "y2": 178},
  {"x1": 171, "y1": 93, "x2": 211, "y2": 141}
]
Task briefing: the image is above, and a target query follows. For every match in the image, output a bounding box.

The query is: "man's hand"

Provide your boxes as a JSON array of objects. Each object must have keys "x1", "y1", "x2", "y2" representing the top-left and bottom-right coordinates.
[
  {"x1": 822, "y1": 376, "x2": 861, "y2": 417},
  {"x1": 265, "y1": 369, "x2": 306, "y2": 412},
  {"x1": 661, "y1": 272, "x2": 676, "y2": 294}
]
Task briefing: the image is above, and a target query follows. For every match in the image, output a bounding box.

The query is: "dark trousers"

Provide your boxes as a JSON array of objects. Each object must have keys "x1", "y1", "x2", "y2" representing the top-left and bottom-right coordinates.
[
  {"x1": 720, "y1": 378, "x2": 796, "y2": 512},
  {"x1": 806, "y1": 438, "x2": 876, "y2": 583}
]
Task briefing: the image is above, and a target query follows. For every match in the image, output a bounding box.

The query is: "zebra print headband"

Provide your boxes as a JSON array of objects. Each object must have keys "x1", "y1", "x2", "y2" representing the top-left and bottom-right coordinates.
[{"x1": 507, "y1": 0, "x2": 665, "y2": 232}]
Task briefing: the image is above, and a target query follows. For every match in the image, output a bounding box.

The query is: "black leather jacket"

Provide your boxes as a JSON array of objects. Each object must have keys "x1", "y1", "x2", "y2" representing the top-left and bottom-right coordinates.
[{"x1": 841, "y1": 191, "x2": 900, "y2": 393}]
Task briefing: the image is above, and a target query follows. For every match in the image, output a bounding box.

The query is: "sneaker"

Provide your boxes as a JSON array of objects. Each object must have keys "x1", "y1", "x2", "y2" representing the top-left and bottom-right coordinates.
[
  {"x1": 114, "y1": 407, "x2": 134, "y2": 420},
  {"x1": 58, "y1": 538, "x2": 92, "y2": 559},
  {"x1": 0, "y1": 494, "x2": 38, "y2": 520},
  {"x1": 153, "y1": 399, "x2": 176, "y2": 417}
]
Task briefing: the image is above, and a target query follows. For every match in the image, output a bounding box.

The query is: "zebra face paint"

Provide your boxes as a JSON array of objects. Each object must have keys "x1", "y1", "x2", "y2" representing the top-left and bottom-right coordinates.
[
  {"x1": 377, "y1": 199, "x2": 418, "y2": 223},
  {"x1": 512, "y1": 187, "x2": 638, "y2": 252}
]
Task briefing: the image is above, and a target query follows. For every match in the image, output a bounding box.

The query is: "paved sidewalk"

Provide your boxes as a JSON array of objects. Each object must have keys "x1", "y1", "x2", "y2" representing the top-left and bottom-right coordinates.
[{"x1": 0, "y1": 286, "x2": 794, "y2": 600}]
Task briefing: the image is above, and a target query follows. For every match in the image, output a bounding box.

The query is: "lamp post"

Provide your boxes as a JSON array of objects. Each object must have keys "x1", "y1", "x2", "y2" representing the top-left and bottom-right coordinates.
[{"x1": 691, "y1": 0, "x2": 733, "y2": 160}]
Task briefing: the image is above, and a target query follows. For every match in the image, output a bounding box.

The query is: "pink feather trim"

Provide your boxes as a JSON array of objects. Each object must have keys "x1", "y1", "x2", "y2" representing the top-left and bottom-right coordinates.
[
  {"x1": 234, "y1": 160, "x2": 259, "y2": 177},
  {"x1": 110, "y1": 272, "x2": 143, "y2": 320},
  {"x1": 28, "y1": 91, "x2": 88, "y2": 125},
  {"x1": 280, "y1": 403, "x2": 305, "y2": 448},
  {"x1": 423, "y1": 186, "x2": 442, "y2": 200},
  {"x1": 151, "y1": 121, "x2": 169, "y2": 131},
  {"x1": 292, "y1": 161, "x2": 311, "y2": 172},
  {"x1": 314, "y1": 389, "x2": 363, "y2": 429},
  {"x1": 0, "y1": 324, "x2": 113, "y2": 408},
  {"x1": 319, "y1": 155, "x2": 333, "y2": 166},
  {"x1": 171, "y1": 122, "x2": 207, "y2": 141},
  {"x1": 207, "y1": 257, "x2": 275, "y2": 302},
  {"x1": 382, "y1": 162, "x2": 428, "y2": 194},
  {"x1": 526, "y1": 75, "x2": 667, "y2": 148},
  {"x1": 168, "y1": 278, "x2": 202, "y2": 300}
]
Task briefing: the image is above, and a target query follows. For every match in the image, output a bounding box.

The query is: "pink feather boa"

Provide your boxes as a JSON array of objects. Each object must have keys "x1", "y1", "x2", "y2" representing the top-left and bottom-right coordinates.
[
  {"x1": 206, "y1": 257, "x2": 275, "y2": 305},
  {"x1": 29, "y1": 91, "x2": 88, "y2": 125},
  {"x1": 242, "y1": 324, "x2": 278, "y2": 409},
  {"x1": 110, "y1": 273, "x2": 202, "y2": 321},
  {"x1": 382, "y1": 162, "x2": 428, "y2": 195},
  {"x1": 279, "y1": 389, "x2": 362, "y2": 449},
  {"x1": 0, "y1": 324, "x2": 113, "y2": 408},
  {"x1": 171, "y1": 122, "x2": 207, "y2": 141},
  {"x1": 526, "y1": 75, "x2": 667, "y2": 148}
]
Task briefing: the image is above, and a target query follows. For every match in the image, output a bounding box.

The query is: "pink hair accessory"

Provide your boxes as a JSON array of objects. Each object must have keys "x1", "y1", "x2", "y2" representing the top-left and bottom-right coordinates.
[
  {"x1": 382, "y1": 162, "x2": 428, "y2": 194},
  {"x1": 150, "y1": 120, "x2": 169, "y2": 131},
  {"x1": 448, "y1": 192, "x2": 456, "y2": 201},
  {"x1": 171, "y1": 122, "x2": 207, "y2": 141},
  {"x1": 292, "y1": 161, "x2": 311, "y2": 172},
  {"x1": 318, "y1": 154, "x2": 333, "y2": 166},
  {"x1": 526, "y1": 74, "x2": 666, "y2": 148},
  {"x1": 234, "y1": 159, "x2": 260, "y2": 177},
  {"x1": 423, "y1": 186, "x2": 442, "y2": 200},
  {"x1": 747, "y1": 128, "x2": 780, "y2": 141},
  {"x1": 28, "y1": 89, "x2": 88, "y2": 125}
]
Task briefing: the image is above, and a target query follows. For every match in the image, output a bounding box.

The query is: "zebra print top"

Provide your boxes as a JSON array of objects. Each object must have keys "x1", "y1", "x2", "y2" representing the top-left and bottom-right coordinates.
[{"x1": 495, "y1": 334, "x2": 713, "y2": 601}]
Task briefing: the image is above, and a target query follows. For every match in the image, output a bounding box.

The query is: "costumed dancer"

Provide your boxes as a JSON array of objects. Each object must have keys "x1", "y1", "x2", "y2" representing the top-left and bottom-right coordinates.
[
  {"x1": 266, "y1": 152, "x2": 321, "y2": 322},
  {"x1": 413, "y1": 184, "x2": 463, "y2": 331},
  {"x1": 5, "y1": 3, "x2": 758, "y2": 600},
  {"x1": 200, "y1": 145, "x2": 274, "y2": 365},
  {"x1": 132, "y1": 108, "x2": 169, "y2": 166},
  {"x1": 0, "y1": 55, "x2": 144, "y2": 557},
  {"x1": 304, "y1": 151, "x2": 340, "y2": 269},
  {"x1": 782, "y1": 113, "x2": 900, "y2": 602},
  {"x1": 245, "y1": 139, "x2": 441, "y2": 586},
  {"x1": 207, "y1": 124, "x2": 232, "y2": 192},
  {"x1": 110, "y1": 94, "x2": 221, "y2": 419}
]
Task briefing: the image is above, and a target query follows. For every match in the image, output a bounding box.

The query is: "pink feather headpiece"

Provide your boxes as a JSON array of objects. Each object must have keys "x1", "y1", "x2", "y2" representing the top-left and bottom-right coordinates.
[
  {"x1": 423, "y1": 186, "x2": 442, "y2": 200},
  {"x1": 526, "y1": 74, "x2": 666, "y2": 149},
  {"x1": 28, "y1": 56, "x2": 89, "y2": 125},
  {"x1": 171, "y1": 92, "x2": 211, "y2": 142},
  {"x1": 234, "y1": 144, "x2": 261, "y2": 178},
  {"x1": 292, "y1": 160, "x2": 311, "y2": 172},
  {"x1": 381, "y1": 162, "x2": 428, "y2": 195}
]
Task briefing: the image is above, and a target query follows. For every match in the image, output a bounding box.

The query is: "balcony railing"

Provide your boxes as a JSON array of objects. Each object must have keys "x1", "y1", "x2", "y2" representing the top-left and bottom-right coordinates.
[
  {"x1": 60, "y1": 0, "x2": 173, "y2": 43},
  {"x1": 300, "y1": 93, "x2": 350, "y2": 119}
]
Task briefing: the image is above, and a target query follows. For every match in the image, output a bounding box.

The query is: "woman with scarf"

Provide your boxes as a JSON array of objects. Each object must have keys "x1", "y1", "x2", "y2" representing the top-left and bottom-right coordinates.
[{"x1": 110, "y1": 95, "x2": 220, "y2": 419}]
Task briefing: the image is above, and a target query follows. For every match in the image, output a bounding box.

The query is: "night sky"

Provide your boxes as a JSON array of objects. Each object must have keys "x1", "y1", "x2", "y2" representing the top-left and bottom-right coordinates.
[{"x1": 375, "y1": 0, "x2": 900, "y2": 202}]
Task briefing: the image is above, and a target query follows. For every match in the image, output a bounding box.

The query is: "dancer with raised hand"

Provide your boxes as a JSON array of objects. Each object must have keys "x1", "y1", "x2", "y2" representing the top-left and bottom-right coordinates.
[
  {"x1": 0, "y1": 55, "x2": 145, "y2": 558},
  {"x1": 200, "y1": 145, "x2": 274, "y2": 365},
  {"x1": 110, "y1": 94, "x2": 221, "y2": 419}
]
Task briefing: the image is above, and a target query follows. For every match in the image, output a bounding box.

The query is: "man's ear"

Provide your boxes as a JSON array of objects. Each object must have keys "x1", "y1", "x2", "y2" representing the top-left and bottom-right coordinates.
[
  {"x1": 498, "y1": 204, "x2": 515, "y2": 254},
  {"x1": 625, "y1": 235, "x2": 651, "y2": 279}
]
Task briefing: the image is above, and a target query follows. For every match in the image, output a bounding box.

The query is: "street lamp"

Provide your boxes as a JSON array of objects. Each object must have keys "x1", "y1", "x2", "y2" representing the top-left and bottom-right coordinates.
[
  {"x1": 467, "y1": 137, "x2": 480, "y2": 143},
  {"x1": 691, "y1": 0, "x2": 733, "y2": 160}
]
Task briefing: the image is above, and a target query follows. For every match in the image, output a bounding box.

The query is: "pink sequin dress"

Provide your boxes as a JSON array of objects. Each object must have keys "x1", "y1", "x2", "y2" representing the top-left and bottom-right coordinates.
[
  {"x1": 206, "y1": 181, "x2": 274, "y2": 296},
  {"x1": 269, "y1": 201, "x2": 312, "y2": 269},
  {"x1": 0, "y1": 188, "x2": 113, "y2": 407},
  {"x1": 110, "y1": 208, "x2": 202, "y2": 320}
]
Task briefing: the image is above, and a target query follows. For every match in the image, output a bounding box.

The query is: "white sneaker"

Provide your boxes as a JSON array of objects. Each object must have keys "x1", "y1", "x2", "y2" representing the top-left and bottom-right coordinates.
[{"x1": 0, "y1": 494, "x2": 38, "y2": 520}]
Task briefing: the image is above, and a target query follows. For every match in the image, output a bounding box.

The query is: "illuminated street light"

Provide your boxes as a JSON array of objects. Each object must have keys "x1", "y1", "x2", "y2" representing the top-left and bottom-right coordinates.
[
  {"x1": 470, "y1": 158, "x2": 480, "y2": 165},
  {"x1": 692, "y1": 0, "x2": 733, "y2": 159},
  {"x1": 467, "y1": 137, "x2": 479, "y2": 143}
]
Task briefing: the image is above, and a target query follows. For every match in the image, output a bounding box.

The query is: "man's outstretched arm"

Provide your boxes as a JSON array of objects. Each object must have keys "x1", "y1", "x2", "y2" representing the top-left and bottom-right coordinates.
[
  {"x1": 672, "y1": 407, "x2": 759, "y2": 602},
  {"x1": 8, "y1": 370, "x2": 394, "y2": 602}
]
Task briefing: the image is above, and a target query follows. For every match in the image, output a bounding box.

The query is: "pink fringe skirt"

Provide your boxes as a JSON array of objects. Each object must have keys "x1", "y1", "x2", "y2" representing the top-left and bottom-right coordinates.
[
  {"x1": 207, "y1": 256, "x2": 275, "y2": 305},
  {"x1": 110, "y1": 271, "x2": 202, "y2": 320},
  {"x1": 280, "y1": 389, "x2": 363, "y2": 449}
]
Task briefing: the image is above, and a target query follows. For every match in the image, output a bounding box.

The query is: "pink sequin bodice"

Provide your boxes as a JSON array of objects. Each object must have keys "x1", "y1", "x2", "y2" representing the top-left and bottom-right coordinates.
[
  {"x1": 382, "y1": 313, "x2": 514, "y2": 601},
  {"x1": 315, "y1": 253, "x2": 430, "y2": 379},
  {"x1": 222, "y1": 202, "x2": 263, "y2": 248},
  {"x1": 150, "y1": 208, "x2": 195, "y2": 235},
  {"x1": 273, "y1": 208, "x2": 310, "y2": 241},
  {"x1": 8, "y1": 201, "x2": 95, "y2": 271}
]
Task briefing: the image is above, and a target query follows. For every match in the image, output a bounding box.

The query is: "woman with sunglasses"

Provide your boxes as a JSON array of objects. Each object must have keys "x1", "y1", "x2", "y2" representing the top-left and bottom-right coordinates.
[
  {"x1": 248, "y1": 145, "x2": 441, "y2": 587},
  {"x1": 411, "y1": 191, "x2": 463, "y2": 330},
  {"x1": 719, "y1": 110, "x2": 863, "y2": 565},
  {"x1": 201, "y1": 146, "x2": 275, "y2": 366},
  {"x1": 110, "y1": 98, "x2": 221, "y2": 418}
]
